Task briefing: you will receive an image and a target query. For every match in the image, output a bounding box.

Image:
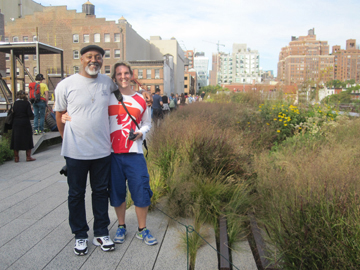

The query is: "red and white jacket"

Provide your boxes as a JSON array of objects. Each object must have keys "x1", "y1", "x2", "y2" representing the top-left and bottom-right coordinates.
[{"x1": 109, "y1": 92, "x2": 151, "y2": 154}]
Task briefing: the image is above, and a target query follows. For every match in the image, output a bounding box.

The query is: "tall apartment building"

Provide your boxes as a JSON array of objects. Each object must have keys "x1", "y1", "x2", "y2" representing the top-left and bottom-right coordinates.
[
  {"x1": 3, "y1": 2, "x2": 185, "y2": 94},
  {"x1": 332, "y1": 39, "x2": 360, "y2": 83},
  {"x1": 218, "y1": 44, "x2": 261, "y2": 85},
  {"x1": 277, "y1": 28, "x2": 334, "y2": 85},
  {"x1": 193, "y1": 52, "x2": 208, "y2": 90},
  {"x1": 208, "y1": 53, "x2": 218, "y2": 86}
]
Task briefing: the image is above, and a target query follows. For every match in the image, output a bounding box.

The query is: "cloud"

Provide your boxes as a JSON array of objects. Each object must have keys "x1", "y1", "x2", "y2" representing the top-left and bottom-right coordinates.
[{"x1": 36, "y1": 0, "x2": 360, "y2": 75}]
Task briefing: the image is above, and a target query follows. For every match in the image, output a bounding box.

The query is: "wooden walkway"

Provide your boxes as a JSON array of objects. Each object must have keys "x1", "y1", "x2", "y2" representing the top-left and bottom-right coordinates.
[{"x1": 0, "y1": 143, "x2": 257, "y2": 270}]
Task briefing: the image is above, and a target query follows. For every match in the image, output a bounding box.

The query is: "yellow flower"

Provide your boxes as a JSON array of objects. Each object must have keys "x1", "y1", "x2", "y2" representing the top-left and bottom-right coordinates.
[
  {"x1": 247, "y1": 122, "x2": 250, "y2": 124},
  {"x1": 279, "y1": 119, "x2": 283, "y2": 122},
  {"x1": 274, "y1": 118, "x2": 277, "y2": 121},
  {"x1": 277, "y1": 130, "x2": 280, "y2": 133},
  {"x1": 284, "y1": 124, "x2": 287, "y2": 126},
  {"x1": 299, "y1": 127, "x2": 302, "y2": 129},
  {"x1": 266, "y1": 123, "x2": 270, "y2": 125}
]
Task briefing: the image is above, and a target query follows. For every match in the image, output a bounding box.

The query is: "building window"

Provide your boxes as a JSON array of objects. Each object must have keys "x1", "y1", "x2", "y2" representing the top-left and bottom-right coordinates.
[
  {"x1": 104, "y1": 50, "x2": 110, "y2": 58},
  {"x1": 4, "y1": 37, "x2": 9, "y2": 42},
  {"x1": 94, "y1": 33, "x2": 100, "y2": 43},
  {"x1": 34, "y1": 67, "x2": 38, "y2": 75},
  {"x1": 5, "y1": 54, "x2": 9, "y2": 61},
  {"x1": 25, "y1": 84, "x2": 29, "y2": 92},
  {"x1": 114, "y1": 49, "x2": 120, "y2": 58},
  {"x1": 146, "y1": 69, "x2": 151, "y2": 79},
  {"x1": 33, "y1": 35, "x2": 37, "y2": 41},
  {"x1": 114, "y1": 33, "x2": 120, "y2": 42},
  {"x1": 184, "y1": 85, "x2": 188, "y2": 88},
  {"x1": 184, "y1": 76, "x2": 188, "y2": 80},
  {"x1": 74, "y1": 66, "x2": 79, "y2": 74},
  {"x1": 105, "y1": 65, "x2": 111, "y2": 74},
  {"x1": 16, "y1": 68, "x2": 20, "y2": 76},
  {"x1": 147, "y1": 86, "x2": 151, "y2": 91},
  {"x1": 73, "y1": 50, "x2": 79, "y2": 59},
  {"x1": 138, "y1": 70, "x2": 143, "y2": 79},
  {"x1": 6, "y1": 68, "x2": 10, "y2": 76},
  {"x1": 24, "y1": 55, "x2": 29, "y2": 60},
  {"x1": 83, "y1": 34, "x2": 89, "y2": 43},
  {"x1": 155, "y1": 69, "x2": 160, "y2": 79},
  {"x1": 23, "y1": 36, "x2": 28, "y2": 42},
  {"x1": 33, "y1": 54, "x2": 37, "y2": 60},
  {"x1": 13, "y1": 36, "x2": 19, "y2": 42},
  {"x1": 104, "y1": 33, "x2": 110, "y2": 42},
  {"x1": 73, "y1": 34, "x2": 79, "y2": 43}
]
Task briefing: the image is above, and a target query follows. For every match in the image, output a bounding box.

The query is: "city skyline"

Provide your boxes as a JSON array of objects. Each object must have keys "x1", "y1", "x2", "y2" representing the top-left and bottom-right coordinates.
[{"x1": 29, "y1": 0, "x2": 360, "y2": 77}]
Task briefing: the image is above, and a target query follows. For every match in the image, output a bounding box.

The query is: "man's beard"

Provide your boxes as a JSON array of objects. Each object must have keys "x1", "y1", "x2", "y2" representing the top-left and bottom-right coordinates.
[{"x1": 85, "y1": 63, "x2": 100, "y2": 76}]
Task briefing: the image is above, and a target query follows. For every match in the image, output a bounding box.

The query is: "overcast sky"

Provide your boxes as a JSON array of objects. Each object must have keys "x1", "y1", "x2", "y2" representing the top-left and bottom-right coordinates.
[{"x1": 35, "y1": 0, "x2": 360, "y2": 76}]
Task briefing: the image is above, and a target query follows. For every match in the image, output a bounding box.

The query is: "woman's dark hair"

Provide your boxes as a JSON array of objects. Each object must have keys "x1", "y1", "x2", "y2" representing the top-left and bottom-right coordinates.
[{"x1": 16, "y1": 90, "x2": 28, "y2": 101}]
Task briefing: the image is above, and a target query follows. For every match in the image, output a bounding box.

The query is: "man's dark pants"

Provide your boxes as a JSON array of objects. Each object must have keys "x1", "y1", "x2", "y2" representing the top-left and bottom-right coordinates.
[
  {"x1": 152, "y1": 108, "x2": 163, "y2": 122},
  {"x1": 65, "y1": 155, "x2": 111, "y2": 239}
]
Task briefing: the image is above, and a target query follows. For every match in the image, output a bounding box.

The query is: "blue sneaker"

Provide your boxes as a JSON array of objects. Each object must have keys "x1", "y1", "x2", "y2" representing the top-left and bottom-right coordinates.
[
  {"x1": 114, "y1": 226, "x2": 127, "y2": 244},
  {"x1": 136, "y1": 228, "x2": 158, "y2": 246}
]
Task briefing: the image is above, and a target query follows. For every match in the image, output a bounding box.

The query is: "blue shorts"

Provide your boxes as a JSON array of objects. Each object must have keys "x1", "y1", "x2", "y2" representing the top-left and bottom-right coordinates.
[{"x1": 109, "y1": 153, "x2": 153, "y2": 208}]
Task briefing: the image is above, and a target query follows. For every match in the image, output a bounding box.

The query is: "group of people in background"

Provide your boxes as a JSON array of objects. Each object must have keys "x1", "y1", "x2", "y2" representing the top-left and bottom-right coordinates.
[{"x1": 150, "y1": 90, "x2": 206, "y2": 124}]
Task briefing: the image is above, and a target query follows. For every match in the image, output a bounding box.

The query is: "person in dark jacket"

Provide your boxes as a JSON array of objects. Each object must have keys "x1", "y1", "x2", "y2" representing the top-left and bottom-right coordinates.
[{"x1": 10, "y1": 90, "x2": 36, "y2": 162}]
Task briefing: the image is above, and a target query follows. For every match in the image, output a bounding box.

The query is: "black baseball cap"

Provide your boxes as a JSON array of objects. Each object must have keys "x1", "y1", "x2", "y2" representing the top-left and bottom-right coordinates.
[
  {"x1": 35, "y1": 73, "x2": 44, "y2": 80},
  {"x1": 80, "y1": 45, "x2": 105, "y2": 56}
]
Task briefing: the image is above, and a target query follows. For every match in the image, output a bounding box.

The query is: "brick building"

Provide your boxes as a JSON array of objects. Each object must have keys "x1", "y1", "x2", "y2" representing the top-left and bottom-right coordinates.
[
  {"x1": 277, "y1": 28, "x2": 334, "y2": 85},
  {"x1": 4, "y1": 3, "x2": 150, "y2": 88},
  {"x1": 209, "y1": 53, "x2": 219, "y2": 86},
  {"x1": 184, "y1": 71, "x2": 196, "y2": 95},
  {"x1": 332, "y1": 39, "x2": 360, "y2": 83},
  {"x1": 129, "y1": 55, "x2": 174, "y2": 95},
  {"x1": 3, "y1": 1, "x2": 185, "y2": 94}
]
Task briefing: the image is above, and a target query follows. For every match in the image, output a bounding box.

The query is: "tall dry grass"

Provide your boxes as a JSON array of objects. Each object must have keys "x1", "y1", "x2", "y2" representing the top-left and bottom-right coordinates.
[
  {"x1": 147, "y1": 102, "x2": 258, "y2": 241},
  {"x1": 255, "y1": 116, "x2": 360, "y2": 269}
]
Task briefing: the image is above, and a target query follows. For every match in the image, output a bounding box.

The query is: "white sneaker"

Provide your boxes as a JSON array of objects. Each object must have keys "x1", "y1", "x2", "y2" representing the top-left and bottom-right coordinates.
[
  {"x1": 74, "y1": 239, "x2": 88, "y2": 256},
  {"x1": 92, "y1": 236, "x2": 115, "y2": 252}
]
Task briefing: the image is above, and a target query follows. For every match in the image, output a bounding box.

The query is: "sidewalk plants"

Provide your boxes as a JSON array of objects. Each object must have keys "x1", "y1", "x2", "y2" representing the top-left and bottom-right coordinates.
[{"x1": 147, "y1": 91, "x2": 358, "y2": 269}]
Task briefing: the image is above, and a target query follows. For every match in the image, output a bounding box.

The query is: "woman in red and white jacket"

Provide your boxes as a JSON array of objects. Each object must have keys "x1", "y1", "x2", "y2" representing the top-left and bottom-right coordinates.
[{"x1": 108, "y1": 62, "x2": 157, "y2": 247}]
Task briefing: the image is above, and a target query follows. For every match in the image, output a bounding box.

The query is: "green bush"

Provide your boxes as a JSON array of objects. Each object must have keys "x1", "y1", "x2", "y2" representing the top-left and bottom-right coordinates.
[{"x1": 0, "y1": 132, "x2": 13, "y2": 164}]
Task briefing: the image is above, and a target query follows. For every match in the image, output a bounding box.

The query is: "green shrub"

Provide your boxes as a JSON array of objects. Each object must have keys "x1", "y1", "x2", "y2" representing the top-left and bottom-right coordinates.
[{"x1": 0, "y1": 133, "x2": 13, "y2": 164}]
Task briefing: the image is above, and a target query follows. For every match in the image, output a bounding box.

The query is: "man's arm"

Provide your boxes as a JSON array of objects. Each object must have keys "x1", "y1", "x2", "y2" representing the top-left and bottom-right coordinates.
[
  {"x1": 56, "y1": 111, "x2": 67, "y2": 138},
  {"x1": 141, "y1": 91, "x2": 153, "y2": 107}
]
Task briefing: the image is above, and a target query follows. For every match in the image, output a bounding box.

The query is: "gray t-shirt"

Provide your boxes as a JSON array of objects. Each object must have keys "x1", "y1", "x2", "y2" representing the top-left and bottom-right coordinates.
[{"x1": 55, "y1": 73, "x2": 117, "y2": 160}]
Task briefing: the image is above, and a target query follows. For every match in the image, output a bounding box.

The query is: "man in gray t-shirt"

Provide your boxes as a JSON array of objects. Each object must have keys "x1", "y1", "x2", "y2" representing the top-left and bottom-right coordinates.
[{"x1": 55, "y1": 45, "x2": 116, "y2": 256}]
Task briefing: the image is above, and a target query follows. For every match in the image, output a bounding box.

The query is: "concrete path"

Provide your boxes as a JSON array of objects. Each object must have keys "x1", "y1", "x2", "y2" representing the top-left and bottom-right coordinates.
[{"x1": 0, "y1": 144, "x2": 224, "y2": 270}]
